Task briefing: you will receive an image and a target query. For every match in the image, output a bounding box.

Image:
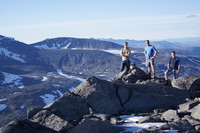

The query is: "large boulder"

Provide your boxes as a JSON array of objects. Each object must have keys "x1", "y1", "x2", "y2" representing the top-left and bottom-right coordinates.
[
  {"x1": 114, "y1": 83, "x2": 189, "y2": 113},
  {"x1": 136, "y1": 78, "x2": 170, "y2": 86},
  {"x1": 172, "y1": 76, "x2": 200, "y2": 91},
  {"x1": 160, "y1": 120, "x2": 194, "y2": 132},
  {"x1": 161, "y1": 109, "x2": 179, "y2": 121},
  {"x1": 114, "y1": 64, "x2": 148, "y2": 83},
  {"x1": 178, "y1": 99, "x2": 200, "y2": 112},
  {"x1": 138, "y1": 114, "x2": 163, "y2": 123},
  {"x1": 190, "y1": 104, "x2": 200, "y2": 120},
  {"x1": 0, "y1": 119, "x2": 57, "y2": 133},
  {"x1": 30, "y1": 110, "x2": 72, "y2": 132},
  {"x1": 182, "y1": 115, "x2": 200, "y2": 126},
  {"x1": 41, "y1": 93, "x2": 89, "y2": 126},
  {"x1": 27, "y1": 107, "x2": 44, "y2": 119},
  {"x1": 68, "y1": 118, "x2": 123, "y2": 133},
  {"x1": 73, "y1": 76, "x2": 124, "y2": 114}
]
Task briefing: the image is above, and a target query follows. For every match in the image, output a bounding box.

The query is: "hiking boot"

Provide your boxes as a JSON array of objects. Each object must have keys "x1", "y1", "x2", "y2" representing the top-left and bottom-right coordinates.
[{"x1": 147, "y1": 73, "x2": 151, "y2": 79}]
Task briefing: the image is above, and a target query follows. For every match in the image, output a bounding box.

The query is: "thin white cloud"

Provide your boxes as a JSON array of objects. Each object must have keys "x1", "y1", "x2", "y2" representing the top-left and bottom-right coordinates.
[
  {"x1": 3, "y1": 14, "x2": 200, "y2": 30},
  {"x1": 186, "y1": 15, "x2": 198, "y2": 19}
]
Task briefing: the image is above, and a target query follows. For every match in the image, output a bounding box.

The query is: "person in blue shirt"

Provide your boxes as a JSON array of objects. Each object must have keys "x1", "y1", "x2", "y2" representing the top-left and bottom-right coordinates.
[
  {"x1": 165, "y1": 51, "x2": 181, "y2": 80},
  {"x1": 144, "y1": 40, "x2": 158, "y2": 79}
]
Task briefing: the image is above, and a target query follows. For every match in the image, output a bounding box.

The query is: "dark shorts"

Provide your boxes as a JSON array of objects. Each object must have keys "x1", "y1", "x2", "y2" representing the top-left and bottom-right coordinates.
[{"x1": 146, "y1": 59, "x2": 154, "y2": 67}]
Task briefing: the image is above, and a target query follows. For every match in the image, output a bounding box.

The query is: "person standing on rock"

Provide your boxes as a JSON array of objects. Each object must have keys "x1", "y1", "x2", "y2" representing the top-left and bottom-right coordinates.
[
  {"x1": 120, "y1": 42, "x2": 131, "y2": 72},
  {"x1": 144, "y1": 40, "x2": 158, "y2": 79},
  {"x1": 165, "y1": 51, "x2": 181, "y2": 80}
]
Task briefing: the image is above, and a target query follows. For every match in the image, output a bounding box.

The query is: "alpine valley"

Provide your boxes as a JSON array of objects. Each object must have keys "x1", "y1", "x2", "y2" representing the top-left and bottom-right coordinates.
[{"x1": 0, "y1": 35, "x2": 200, "y2": 128}]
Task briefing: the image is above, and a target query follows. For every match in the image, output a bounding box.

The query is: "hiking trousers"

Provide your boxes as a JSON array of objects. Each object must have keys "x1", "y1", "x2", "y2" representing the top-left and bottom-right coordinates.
[
  {"x1": 165, "y1": 69, "x2": 178, "y2": 80},
  {"x1": 121, "y1": 60, "x2": 130, "y2": 72}
]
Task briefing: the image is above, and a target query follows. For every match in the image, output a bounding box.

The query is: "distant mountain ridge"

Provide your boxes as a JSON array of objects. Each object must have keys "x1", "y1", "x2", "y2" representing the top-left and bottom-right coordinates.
[
  {"x1": 99, "y1": 38, "x2": 180, "y2": 49},
  {"x1": 31, "y1": 37, "x2": 123, "y2": 50},
  {"x1": 0, "y1": 35, "x2": 39, "y2": 65}
]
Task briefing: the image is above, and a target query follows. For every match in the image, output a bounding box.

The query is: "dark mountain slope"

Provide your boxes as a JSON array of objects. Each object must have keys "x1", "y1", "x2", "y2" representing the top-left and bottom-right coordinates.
[{"x1": 31, "y1": 37, "x2": 123, "y2": 50}]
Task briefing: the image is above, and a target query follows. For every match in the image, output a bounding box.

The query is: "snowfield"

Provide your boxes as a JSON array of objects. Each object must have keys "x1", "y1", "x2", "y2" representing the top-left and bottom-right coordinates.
[
  {"x1": 0, "y1": 48, "x2": 25, "y2": 63},
  {"x1": 52, "y1": 90, "x2": 63, "y2": 96},
  {"x1": 2, "y1": 72, "x2": 25, "y2": 88},
  {"x1": 40, "y1": 94, "x2": 57, "y2": 105},
  {"x1": 0, "y1": 98, "x2": 6, "y2": 102},
  {"x1": 57, "y1": 69, "x2": 85, "y2": 82},
  {"x1": 0, "y1": 104, "x2": 7, "y2": 111},
  {"x1": 34, "y1": 41, "x2": 72, "y2": 50},
  {"x1": 41, "y1": 76, "x2": 48, "y2": 81}
]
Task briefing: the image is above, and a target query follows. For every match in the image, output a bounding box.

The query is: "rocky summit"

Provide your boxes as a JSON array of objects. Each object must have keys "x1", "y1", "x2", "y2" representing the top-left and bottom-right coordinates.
[{"x1": 0, "y1": 66, "x2": 200, "y2": 133}]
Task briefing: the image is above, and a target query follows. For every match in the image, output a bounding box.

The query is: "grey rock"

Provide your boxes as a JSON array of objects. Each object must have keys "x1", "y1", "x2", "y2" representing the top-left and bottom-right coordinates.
[
  {"x1": 136, "y1": 78, "x2": 170, "y2": 86},
  {"x1": 182, "y1": 115, "x2": 200, "y2": 126},
  {"x1": 73, "y1": 76, "x2": 123, "y2": 114},
  {"x1": 68, "y1": 118, "x2": 123, "y2": 133},
  {"x1": 109, "y1": 117, "x2": 119, "y2": 124},
  {"x1": 139, "y1": 114, "x2": 163, "y2": 123},
  {"x1": 122, "y1": 66, "x2": 148, "y2": 83},
  {"x1": 191, "y1": 104, "x2": 200, "y2": 120},
  {"x1": 178, "y1": 99, "x2": 199, "y2": 112},
  {"x1": 27, "y1": 107, "x2": 44, "y2": 119},
  {"x1": 93, "y1": 114, "x2": 110, "y2": 121},
  {"x1": 83, "y1": 113, "x2": 110, "y2": 121},
  {"x1": 161, "y1": 109, "x2": 179, "y2": 121},
  {"x1": 114, "y1": 83, "x2": 189, "y2": 113},
  {"x1": 161, "y1": 120, "x2": 194, "y2": 132},
  {"x1": 172, "y1": 76, "x2": 200, "y2": 91},
  {"x1": 195, "y1": 125, "x2": 200, "y2": 132},
  {"x1": 117, "y1": 70, "x2": 127, "y2": 79},
  {"x1": 0, "y1": 119, "x2": 57, "y2": 133},
  {"x1": 30, "y1": 110, "x2": 72, "y2": 132},
  {"x1": 113, "y1": 64, "x2": 148, "y2": 84},
  {"x1": 43, "y1": 92, "x2": 89, "y2": 125},
  {"x1": 136, "y1": 126, "x2": 163, "y2": 133}
]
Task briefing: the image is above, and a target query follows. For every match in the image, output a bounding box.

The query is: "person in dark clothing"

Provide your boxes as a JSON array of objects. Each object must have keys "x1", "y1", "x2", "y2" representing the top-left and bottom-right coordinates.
[
  {"x1": 120, "y1": 42, "x2": 131, "y2": 72},
  {"x1": 165, "y1": 51, "x2": 181, "y2": 80}
]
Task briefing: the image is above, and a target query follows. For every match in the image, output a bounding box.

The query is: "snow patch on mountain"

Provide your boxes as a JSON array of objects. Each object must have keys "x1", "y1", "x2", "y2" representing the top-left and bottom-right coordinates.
[
  {"x1": 40, "y1": 94, "x2": 57, "y2": 105},
  {"x1": 188, "y1": 58, "x2": 200, "y2": 71},
  {"x1": 103, "y1": 50, "x2": 136, "y2": 56},
  {"x1": 0, "y1": 48, "x2": 25, "y2": 63},
  {"x1": 68, "y1": 87, "x2": 76, "y2": 92},
  {"x1": 41, "y1": 77, "x2": 48, "y2": 81},
  {"x1": 63, "y1": 42, "x2": 71, "y2": 49},
  {"x1": 34, "y1": 42, "x2": 72, "y2": 50},
  {"x1": 53, "y1": 90, "x2": 63, "y2": 96},
  {"x1": 34, "y1": 44, "x2": 52, "y2": 49},
  {"x1": 188, "y1": 58, "x2": 200, "y2": 66},
  {"x1": 20, "y1": 105, "x2": 25, "y2": 109},
  {"x1": 2, "y1": 72, "x2": 25, "y2": 88},
  {"x1": 0, "y1": 98, "x2": 6, "y2": 102},
  {"x1": 57, "y1": 69, "x2": 85, "y2": 82},
  {"x1": 52, "y1": 84, "x2": 60, "y2": 87},
  {"x1": 0, "y1": 104, "x2": 7, "y2": 111}
]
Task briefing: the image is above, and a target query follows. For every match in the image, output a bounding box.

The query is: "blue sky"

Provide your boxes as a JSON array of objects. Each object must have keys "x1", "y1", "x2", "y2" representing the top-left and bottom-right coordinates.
[{"x1": 1, "y1": 0, "x2": 200, "y2": 43}]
